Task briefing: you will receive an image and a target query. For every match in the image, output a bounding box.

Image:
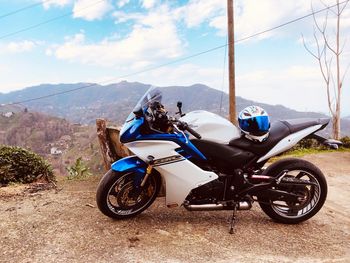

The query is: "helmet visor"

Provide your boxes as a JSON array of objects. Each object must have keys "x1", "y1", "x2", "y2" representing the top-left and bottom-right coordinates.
[{"x1": 239, "y1": 115, "x2": 270, "y2": 136}]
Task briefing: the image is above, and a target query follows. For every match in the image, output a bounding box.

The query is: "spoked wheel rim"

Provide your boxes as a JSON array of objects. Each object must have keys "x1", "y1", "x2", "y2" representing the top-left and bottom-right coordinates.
[
  {"x1": 106, "y1": 172, "x2": 157, "y2": 216},
  {"x1": 270, "y1": 170, "x2": 321, "y2": 219}
]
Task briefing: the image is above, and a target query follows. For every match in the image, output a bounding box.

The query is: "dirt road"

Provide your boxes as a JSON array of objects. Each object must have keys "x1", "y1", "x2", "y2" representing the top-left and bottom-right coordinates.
[{"x1": 1, "y1": 152, "x2": 349, "y2": 263}]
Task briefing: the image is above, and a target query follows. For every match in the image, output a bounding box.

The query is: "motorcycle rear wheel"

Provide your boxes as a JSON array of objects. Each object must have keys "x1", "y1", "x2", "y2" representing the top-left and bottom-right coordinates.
[
  {"x1": 258, "y1": 158, "x2": 327, "y2": 224},
  {"x1": 96, "y1": 169, "x2": 161, "y2": 219}
]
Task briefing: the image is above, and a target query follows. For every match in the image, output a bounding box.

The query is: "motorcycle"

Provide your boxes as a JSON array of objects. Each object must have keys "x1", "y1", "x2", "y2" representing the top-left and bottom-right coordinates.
[{"x1": 96, "y1": 86, "x2": 341, "y2": 233}]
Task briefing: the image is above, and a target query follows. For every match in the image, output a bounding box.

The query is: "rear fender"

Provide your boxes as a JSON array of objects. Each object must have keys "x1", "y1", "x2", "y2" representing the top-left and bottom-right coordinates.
[{"x1": 111, "y1": 156, "x2": 147, "y2": 187}]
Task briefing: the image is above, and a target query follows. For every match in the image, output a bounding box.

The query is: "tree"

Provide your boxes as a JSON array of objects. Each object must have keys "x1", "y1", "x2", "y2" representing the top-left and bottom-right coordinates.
[{"x1": 302, "y1": 0, "x2": 349, "y2": 139}]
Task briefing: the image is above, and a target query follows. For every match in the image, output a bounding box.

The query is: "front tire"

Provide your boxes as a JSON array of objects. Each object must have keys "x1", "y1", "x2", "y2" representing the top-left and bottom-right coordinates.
[
  {"x1": 258, "y1": 158, "x2": 327, "y2": 224},
  {"x1": 96, "y1": 169, "x2": 161, "y2": 219}
]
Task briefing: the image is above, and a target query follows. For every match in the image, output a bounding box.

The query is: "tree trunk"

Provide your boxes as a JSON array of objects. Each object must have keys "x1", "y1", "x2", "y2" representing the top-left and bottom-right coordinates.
[
  {"x1": 333, "y1": 108, "x2": 341, "y2": 140},
  {"x1": 334, "y1": 0, "x2": 341, "y2": 140}
]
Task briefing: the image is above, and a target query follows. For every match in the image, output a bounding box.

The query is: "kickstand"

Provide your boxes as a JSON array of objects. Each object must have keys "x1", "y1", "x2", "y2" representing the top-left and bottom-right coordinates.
[{"x1": 229, "y1": 204, "x2": 237, "y2": 234}]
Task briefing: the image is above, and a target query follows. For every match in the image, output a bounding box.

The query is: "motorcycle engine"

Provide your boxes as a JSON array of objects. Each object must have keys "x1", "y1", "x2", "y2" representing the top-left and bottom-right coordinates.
[
  {"x1": 186, "y1": 169, "x2": 246, "y2": 204},
  {"x1": 186, "y1": 179, "x2": 224, "y2": 204}
]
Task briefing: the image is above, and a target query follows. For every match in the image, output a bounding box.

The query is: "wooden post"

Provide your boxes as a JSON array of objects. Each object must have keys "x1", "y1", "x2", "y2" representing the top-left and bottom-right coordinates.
[
  {"x1": 227, "y1": 0, "x2": 237, "y2": 125},
  {"x1": 107, "y1": 126, "x2": 131, "y2": 158},
  {"x1": 96, "y1": 119, "x2": 116, "y2": 171}
]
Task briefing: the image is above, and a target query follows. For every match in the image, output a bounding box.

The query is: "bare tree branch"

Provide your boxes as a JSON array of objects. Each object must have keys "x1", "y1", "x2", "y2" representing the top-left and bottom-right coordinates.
[
  {"x1": 320, "y1": 0, "x2": 338, "y2": 15},
  {"x1": 302, "y1": 34, "x2": 319, "y2": 60},
  {"x1": 339, "y1": 36, "x2": 348, "y2": 54},
  {"x1": 339, "y1": 0, "x2": 349, "y2": 15},
  {"x1": 312, "y1": 5, "x2": 327, "y2": 34},
  {"x1": 303, "y1": 0, "x2": 348, "y2": 138},
  {"x1": 341, "y1": 63, "x2": 350, "y2": 84}
]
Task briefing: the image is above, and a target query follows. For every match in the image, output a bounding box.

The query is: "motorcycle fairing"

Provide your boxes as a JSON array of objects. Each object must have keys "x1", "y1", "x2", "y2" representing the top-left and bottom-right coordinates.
[
  {"x1": 111, "y1": 155, "x2": 147, "y2": 173},
  {"x1": 179, "y1": 110, "x2": 241, "y2": 144},
  {"x1": 120, "y1": 116, "x2": 207, "y2": 160},
  {"x1": 125, "y1": 140, "x2": 218, "y2": 206},
  {"x1": 257, "y1": 124, "x2": 322, "y2": 162},
  {"x1": 111, "y1": 156, "x2": 148, "y2": 187}
]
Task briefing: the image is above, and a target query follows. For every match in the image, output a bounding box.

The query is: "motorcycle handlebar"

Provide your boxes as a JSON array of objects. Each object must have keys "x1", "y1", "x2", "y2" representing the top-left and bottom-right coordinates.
[
  {"x1": 176, "y1": 120, "x2": 201, "y2": 139},
  {"x1": 186, "y1": 125, "x2": 202, "y2": 139}
]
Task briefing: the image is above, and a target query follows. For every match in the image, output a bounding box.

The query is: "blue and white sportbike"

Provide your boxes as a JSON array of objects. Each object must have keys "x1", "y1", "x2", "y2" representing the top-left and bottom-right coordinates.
[{"x1": 96, "y1": 87, "x2": 340, "y2": 231}]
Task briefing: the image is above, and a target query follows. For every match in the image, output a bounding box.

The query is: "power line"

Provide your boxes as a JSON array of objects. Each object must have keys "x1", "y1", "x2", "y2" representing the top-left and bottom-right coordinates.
[
  {"x1": 235, "y1": 0, "x2": 349, "y2": 43},
  {"x1": 0, "y1": 0, "x2": 51, "y2": 20},
  {"x1": 0, "y1": 1, "x2": 347, "y2": 107},
  {"x1": 0, "y1": 0, "x2": 105, "y2": 40},
  {"x1": 0, "y1": 0, "x2": 346, "y2": 42}
]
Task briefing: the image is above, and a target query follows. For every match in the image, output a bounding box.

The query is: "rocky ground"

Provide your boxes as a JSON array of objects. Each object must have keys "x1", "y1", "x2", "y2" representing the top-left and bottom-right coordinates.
[{"x1": 0, "y1": 152, "x2": 349, "y2": 263}]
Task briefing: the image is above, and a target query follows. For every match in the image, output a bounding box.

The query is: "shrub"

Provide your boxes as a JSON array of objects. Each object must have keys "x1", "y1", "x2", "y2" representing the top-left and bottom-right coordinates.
[
  {"x1": 66, "y1": 157, "x2": 92, "y2": 180},
  {"x1": 340, "y1": 136, "x2": 350, "y2": 148},
  {"x1": 0, "y1": 145, "x2": 55, "y2": 185},
  {"x1": 292, "y1": 138, "x2": 322, "y2": 150}
]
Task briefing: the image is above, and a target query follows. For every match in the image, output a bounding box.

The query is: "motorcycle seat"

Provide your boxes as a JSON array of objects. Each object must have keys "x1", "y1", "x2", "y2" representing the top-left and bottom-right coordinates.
[
  {"x1": 229, "y1": 121, "x2": 290, "y2": 156},
  {"x1": 191, "y1": 139, "x2": 255, "y2": 170},
  {"x1": 281, "y1": 118, "x2": 329, "y2": 134},
  {"x1": 229, "y1": 118, "x2": 329, "y2": 157}
]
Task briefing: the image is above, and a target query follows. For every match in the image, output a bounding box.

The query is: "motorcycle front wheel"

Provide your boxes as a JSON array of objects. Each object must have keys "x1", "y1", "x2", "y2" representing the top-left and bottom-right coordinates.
[
  {"x1": 258, "y1": 158, "x2": 327, "y2": 224},
  {"x1": 96, "y1": 169, "x2": 161, "y2": 219}
]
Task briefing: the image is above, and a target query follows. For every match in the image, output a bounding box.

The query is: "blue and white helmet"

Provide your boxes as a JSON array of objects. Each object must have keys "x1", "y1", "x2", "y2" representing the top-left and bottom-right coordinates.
[{"x1": 238, "y1": 106, "x2": 270, "y2": 142}]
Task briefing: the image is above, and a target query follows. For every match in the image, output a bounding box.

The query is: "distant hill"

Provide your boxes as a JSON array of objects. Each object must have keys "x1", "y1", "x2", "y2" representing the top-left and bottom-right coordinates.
[
  {"x1": 0, "y1": 104, "x2": 23, "y2": 114},
  {"x1": 0, "y1": 81, "x2": 349, "y2": 136},
  {"x1": 0, "y1": 111, "x2": 74, "y2": 154}
]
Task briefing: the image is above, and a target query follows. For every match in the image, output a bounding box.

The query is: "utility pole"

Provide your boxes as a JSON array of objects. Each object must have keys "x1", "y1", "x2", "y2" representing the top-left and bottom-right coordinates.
[{"x1": 227, "y1": 0, "x2": 237, "y2": 125}]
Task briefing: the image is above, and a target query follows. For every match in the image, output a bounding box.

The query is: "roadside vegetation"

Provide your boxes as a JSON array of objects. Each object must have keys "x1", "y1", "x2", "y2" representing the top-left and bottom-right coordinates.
[
  {"x1": 0, "y1": 145, "x2": 55, "y2": 186},
  {"x1": 66, "y1": 157, "x2": 92, "y2": 180}
]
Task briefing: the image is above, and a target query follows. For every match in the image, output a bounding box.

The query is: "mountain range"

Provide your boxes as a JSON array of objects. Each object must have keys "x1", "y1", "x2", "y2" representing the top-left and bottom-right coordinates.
[{"x1": 0, "y1": 81, "x2": 349, "y2": 136}]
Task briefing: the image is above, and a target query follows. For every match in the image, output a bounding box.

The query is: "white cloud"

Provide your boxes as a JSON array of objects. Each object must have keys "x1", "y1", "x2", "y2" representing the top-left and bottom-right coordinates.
[
  {"x1": 132, "y1": 63, "x2": 223, "y2": 89},
  {"x1": 141, "y1": 0, "x2": 156, "y2": 9},
  {"x1": 42, "y1": 0, "x2": 71, "y2": 9},
  {"x1": 113, "y1": 11, "x2": 143, "y2": 23},
  {"x1": 0, "y1": 40, "x2": 36, "y2": 54},
  {"x1": 0, "y1": 64, "x2": 6, "y2": 74},
  {"x1": 175, "y1": 0, "x2": 350, "y2": 40},
  {"x1": 236, "y1": 65, "x2": 331, "y2": 113},
  {"x1": 177, "y1": 0, "x2": 225, "y2": 28},
  {"x1": 73, "y1": 0, "x2": 112, "y2": 21},
  {"x1": 53, "y1": 5, "x2": 183, "y2": 67},
  {"x1": 117, "y1": 0, "x2": 130, "y2": 8}
]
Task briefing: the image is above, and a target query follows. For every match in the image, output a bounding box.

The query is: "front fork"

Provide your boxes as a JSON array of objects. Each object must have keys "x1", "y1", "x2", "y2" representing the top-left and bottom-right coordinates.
[
  {"x1": 110, "y1": 155, "x2": 154, "y2": 197},
  {"x1": 140, "y1": 164, "x2": 153, "y2": 187}
]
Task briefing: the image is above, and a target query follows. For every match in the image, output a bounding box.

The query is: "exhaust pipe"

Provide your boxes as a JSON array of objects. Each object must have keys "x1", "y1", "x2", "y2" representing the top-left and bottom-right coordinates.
[
  {"x1": 184, "y1": 201, "x2": 252, "y2": 211},
  {"x1": 184, "y1": 203, "x2": 224, "y2": 211}
]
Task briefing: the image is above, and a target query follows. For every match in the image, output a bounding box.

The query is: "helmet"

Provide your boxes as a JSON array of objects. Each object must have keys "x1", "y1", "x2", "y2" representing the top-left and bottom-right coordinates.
[{"x1": 238, "y1": 106, "x2": 270, "y2": 142}]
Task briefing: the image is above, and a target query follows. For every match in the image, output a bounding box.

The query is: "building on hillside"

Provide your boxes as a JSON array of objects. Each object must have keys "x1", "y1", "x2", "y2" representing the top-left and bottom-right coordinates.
[
  {"x1": 50, "y1": 147, "x2": 63, "y2": 155},
  {"x1": 2, "y1": 112, "x2": 14, "y2": 118}
]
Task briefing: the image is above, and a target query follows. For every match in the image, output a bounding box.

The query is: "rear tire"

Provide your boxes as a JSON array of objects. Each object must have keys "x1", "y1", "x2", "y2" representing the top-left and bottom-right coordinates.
[
  {"x1": 96, "y1": 169, "x2": 161, "y2": 219},
  {"x1": 258, "y1": 158, "x2": 327, "y2": 224}
]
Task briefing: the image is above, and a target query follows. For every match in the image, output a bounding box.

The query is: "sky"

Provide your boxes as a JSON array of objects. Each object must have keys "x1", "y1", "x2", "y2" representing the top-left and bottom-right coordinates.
[{"x1": 0, "y1": 0, "x2": 349, "y2": 116}]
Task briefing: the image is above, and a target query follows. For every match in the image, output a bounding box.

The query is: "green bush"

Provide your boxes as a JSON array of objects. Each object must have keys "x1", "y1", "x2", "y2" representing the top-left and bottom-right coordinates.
[
  {"x1": 66, "y1": 157, "x2": 91, "y2": 180},
  {"x1": 0, "y1": 145, "x2": 54, "y2": 185},
  {"x1": 340, "y1": 136, "x2": 350, "y2": 148},
  {"x1": 292, "y1": 138, "x2": 322, "y2": 150}
]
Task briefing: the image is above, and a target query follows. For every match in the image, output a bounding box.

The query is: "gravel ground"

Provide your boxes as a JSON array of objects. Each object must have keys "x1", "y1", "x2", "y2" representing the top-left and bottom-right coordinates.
[{"x1": 0, "y1": 152, "x2": 349, "y2": 263}]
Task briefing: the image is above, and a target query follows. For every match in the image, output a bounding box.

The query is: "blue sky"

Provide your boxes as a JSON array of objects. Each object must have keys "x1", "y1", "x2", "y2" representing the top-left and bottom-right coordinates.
[{"x1": 0, "y1": 0, "x2": 349, "y2": 115}]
